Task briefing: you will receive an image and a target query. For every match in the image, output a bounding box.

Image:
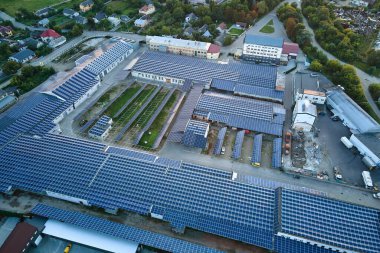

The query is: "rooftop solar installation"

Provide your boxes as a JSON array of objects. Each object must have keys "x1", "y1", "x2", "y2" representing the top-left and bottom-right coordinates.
[
  {"x1": 0, "y1": 134, "x2": 379, "y2": 253},
  {"x1": 272, "y1": 138, "x2": 282, "y2": 168},
  {"x1": 278, "y1": 189, "x2": 380, "y2": 253},
  {"x1": 182, "y1": 120, "x2": 209, "y2": 149},
  {"x1": 251, "y1": 134, "x2": 263, "y2": 164},
  {"x1": 232, "y1": 130, "x2": 245, "y2": 159},
  {"x1": 168, "y1": 84, "x2": 203, "y2": 142},
  {"x1": 194, "y1": 92, "x2": 285, "y2": 136},
  {"x1": 213, "y1": 127, "x2": 227, "y2": 155},
  {"x1": 132, "y1": 51, "x2": 278, "y2": 96},
  {"x1": 31, "y1": 204, "x2": 223, "y2": 253}
]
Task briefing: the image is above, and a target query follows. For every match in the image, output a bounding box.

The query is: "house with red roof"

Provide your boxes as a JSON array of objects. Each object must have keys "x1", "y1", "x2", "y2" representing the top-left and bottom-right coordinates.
[
  {"x1": 40, "y1": 29, "x2": 66, "y2": 48},
  {"x1": 139, "y1": 4, "x2": 155, "y2": 15},
  {"x1": 207, "y1": 44, "x2": 221, "y2": 59},
  {"x1": 282, "y1": 42, "x2": 299, "y2": 59}
]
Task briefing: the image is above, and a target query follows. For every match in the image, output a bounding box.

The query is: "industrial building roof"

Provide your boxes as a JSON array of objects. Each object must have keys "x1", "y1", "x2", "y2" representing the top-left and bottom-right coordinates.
[
  {"x1": 295, "y1": 99, "x2": 317, "y2": 116},
  {"x1": 132, "y1": 51, "x2": 279, "y2": 100},
  {"x1": 184, "y1": 120, "x2": 209, "y2": 137},
  {"x1": 0, "y1": 222, "x2": 37, "y2": 253},
  {"x1": 282, "y1": 42, "x2": 299, "y2": 55},
  {"x1": 354, "y1": 132, "x2": 380, "y2": 159},
  {"x1": 194, "y1": 92, "x2": 285, "y2": 136},
  {"x1": 147, "y1": 36, "x2": 210, "y2": 51},
  {"x1": 327, "y1": 88, "x2": 380, "y2": 134},
  {"x1": 1, "y1": 134, "x2": 379, "y2": 253},
  {"x1": 244, "y1": 34, "x2": 284, "y2": 48},
  {"x1": 31, "y1": 204, "x2": 222, "y2": 253}
]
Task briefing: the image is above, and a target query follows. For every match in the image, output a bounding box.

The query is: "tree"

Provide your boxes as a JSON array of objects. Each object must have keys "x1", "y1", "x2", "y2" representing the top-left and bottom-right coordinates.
[
  {"x1": 2, "y1": 61, "x2": 22, "y2": 75},
  {"x1": 309, "y1": 60, "x2": 322, "y2": 72},
  {"x1": 257, "y1": 1, "x2": 268, "y2": 16},
  {"x1": 69, "y1": 24, "x2": 83, "y2": 37},
  {"x1": 369, "y1": 83, "x2": 380, "y2": 101},
  {"x1": 223, "y1": 35, "x2": 234, "y2": 46},
  {"x1": 285, "y1": 17, "x2": 297, "y2": 40},
  {"x1": 367, "y1": 50, "x2": 380, "y2": 68},
  {"x1": 173, "y1": 7, "x2": 185, "y2": 21},
  {"x1": 0, "y1": 43, "x2": 13, "y2": 62}
]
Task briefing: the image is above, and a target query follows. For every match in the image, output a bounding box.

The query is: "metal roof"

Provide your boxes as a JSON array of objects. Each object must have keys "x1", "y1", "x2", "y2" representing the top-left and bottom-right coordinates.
[
  {"x1": 327, "y1": 89, "x2": 380, "y2": 134},
  {"x1": 244, "y1": 34, "x2": 284, "y2": 48},
  {"x1": 194, "y1": 92, "x2": 285, "y2": 136},
  {"x1": 147, "y1": 36, "x2": 210, "y2": 51},
  {"x1": 182, "y1": 120, "x2": 209, "y2": 148},
  {"x1": 31, "y1": 204, "x2": 222, "y2": 253},
  {"x1": 354, "y1": 133, "x2": 380, "y2": 159}
]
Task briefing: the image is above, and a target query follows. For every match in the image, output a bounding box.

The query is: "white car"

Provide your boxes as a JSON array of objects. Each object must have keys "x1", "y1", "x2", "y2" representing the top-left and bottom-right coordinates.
[
  {"x1": 373, "y1": 193, "x2": 380, "y2": 199},
  {"x1": 221, "y1": 147, "x2": 226, "y2": 155}
]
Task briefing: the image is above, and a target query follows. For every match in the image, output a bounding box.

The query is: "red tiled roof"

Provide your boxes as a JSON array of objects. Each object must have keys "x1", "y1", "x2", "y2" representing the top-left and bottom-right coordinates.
[
  {"x1": 282, "y1": 42, "x2": 299, "y2": 55},
  {"x1": 40, "y1": 29, "x2": 61, "y2": 38},
  {"x1": 140, "y1": 5, "x2": 152, "y2": 11},
  {"x1": 218, "y1": 22, "x2": 227, "y2": 30},
  {"x1": 207, "y1": 44, "x2": 221, "y2": 54},
  {"x1": 0, "y1": 222, "x2": 38, "y2": 253}
]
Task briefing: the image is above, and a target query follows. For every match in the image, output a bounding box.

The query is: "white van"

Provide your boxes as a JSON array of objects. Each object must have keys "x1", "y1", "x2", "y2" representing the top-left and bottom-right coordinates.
[{"x1": 362, "y1": 171, "x2": 373, "y2": 189}]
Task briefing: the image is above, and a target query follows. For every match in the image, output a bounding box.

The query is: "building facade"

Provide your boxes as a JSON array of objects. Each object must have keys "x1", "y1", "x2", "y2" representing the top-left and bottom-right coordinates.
[
  {"x1": 296, "y1": 89, "x2": 326, "y2": 104},
  {"x1": 292, "y1": 99, "x2": 317, "y2": 132},
  {"x1": 242, "y1": 34, "x2": 283, "y2": 64}
]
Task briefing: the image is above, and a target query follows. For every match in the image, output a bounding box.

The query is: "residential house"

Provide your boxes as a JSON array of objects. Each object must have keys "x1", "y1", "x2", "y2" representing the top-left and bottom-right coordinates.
[
  {"x1": 0, "y1": 26, "x2": 13, "y2": 37},
  {"x1": 134, "y1": 15, "x2": 151, "y2": 28},
  {"x1": 9, "y1": 49, "x2": 35, "y2": 63},
  {"x1": 202, "y1": 30, "x2": 212, "y2": 38},
  {"x1": 183, "y1": 27, "x2": 194, "y2": 37},
  {"x1": 63, "y1": 8, "x2": 79, "y2": 18},
  {"x1": 40, "y1": 29, "x2": 66, "y2": 48},
  {"x1": 217, "y1": 22, "x2": 227, "y2": 34},
  {"x1": 185, "y1": 13, "x2": 198, "y2": 23},
  {"x1": 75, "y1": 15, "x2": 88, "y2": 25},
  {"x1": 25, "y1": 38, "x2": 44, "y2": 49},
  {"x1": 236, "y1": 22, "x2": 247, "y2": 29},
  {"x1": 282, "y1": 42, "x2": 299, "y2": 59},
  {"x1": 35, "y1": 7, "x2": 53, "y2": 17},
  {"x1": 93, "y1": 12, "x2": 107, "y2": 24},
  {"x1": 139, "y1": 4, "x2": 155, "y2": 15},
  {"x1": 80, "y1": 0, "x2": 94, "y2": 12},
  {"x1": 120, "y1": 15, "x2": 131, "y2": 23},
  {"x1": 38, "y1": 18, "x2": 49, "y2": 27},
  {"x1": 198, "y1": 24, "x2": 208, "y2": 34},
  {"x1": 108, "y1": 16, "x2": 121, "y2": 27},
  {"x1": 188, "y1": 0, "x2": 206, "y2": 4},
  {"x1": 0, "y1": 89, "x2": 6, "y2": 100}
]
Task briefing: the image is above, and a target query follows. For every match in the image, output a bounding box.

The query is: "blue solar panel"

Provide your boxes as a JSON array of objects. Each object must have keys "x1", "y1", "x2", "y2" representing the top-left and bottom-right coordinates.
[
  {"x1": 272, "y1": 138, "x2": 282, "y2": 168},
  {"x1": 213, "y1": 127, "x2": 227, "y2": 155},
  {"x1": 251, "y1": 134, "x2": 263, "y2": 165},
  {"x1": 182, "y1": 120, "x2": 209, "y2": 149},
  {"x1": 31, "y1": 204, "x2": 223, "y2": 253},
  {"x1": 232, "y1": 130, "x2": 245, "y2": 159}
]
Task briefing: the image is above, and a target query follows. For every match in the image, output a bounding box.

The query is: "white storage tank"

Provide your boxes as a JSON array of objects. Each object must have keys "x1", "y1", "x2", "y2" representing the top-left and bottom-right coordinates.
[
  {"x1": 362, "y1": 156, "x2": 376, "y2": 170},
  {"x1": 340, "y1": 136, "x2": 353, "y2": 149}
]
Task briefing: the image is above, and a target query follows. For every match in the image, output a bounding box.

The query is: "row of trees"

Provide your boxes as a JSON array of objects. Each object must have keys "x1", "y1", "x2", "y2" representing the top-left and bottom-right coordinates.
[
  {"x1": 277, "y1": 2, "x2": 380, "y2": 121},
  {"x1": 10, "y1": 66, "x2": 55, "y2": 93}
]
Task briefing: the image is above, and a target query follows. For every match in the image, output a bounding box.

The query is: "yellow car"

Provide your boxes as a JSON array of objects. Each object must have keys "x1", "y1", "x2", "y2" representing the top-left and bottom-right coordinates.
[{"x1": 64, "y1": 243, "x2": 72, "y2": 253}]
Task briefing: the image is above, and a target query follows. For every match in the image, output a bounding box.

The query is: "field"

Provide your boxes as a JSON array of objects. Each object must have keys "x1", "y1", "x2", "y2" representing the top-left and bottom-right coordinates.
[
  {"x1": 106, "y1": 0, "x2": 138, "y2": 16},
  {"x1": 103, "y1": 85, "x2": 142, "y2": 118},
  {"x1": 259, "y1": 19, "x2": 275, "y2": 34},
  {"x1": 0, "y1": 0, "x2": 58, "y2": 15},
  {"x1": 228, "y1": 28, "x2": 244, "y2": 36},
  {"x1": 138, "y1": 91, "x2": 178, "y2": 148}
]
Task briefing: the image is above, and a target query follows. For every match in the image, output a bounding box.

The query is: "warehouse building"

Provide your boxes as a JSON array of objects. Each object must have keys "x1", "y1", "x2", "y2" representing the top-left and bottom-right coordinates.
[
  {"x1": 132, "y1": 51, "x2": 283, "y2": 102},
  {"x1": 327, "y1": 88, "x2": 380, "y2": 134},
  {"x1": 182, "y1": 120, "x2": 209, "y2": 149},
  {"x1": 0, "y1": 222, "x2": 39, "y2": 253},
  {"x1": 242, "y1": 34, "x2": 284, "y2": 64},
  {"x1": 146, "y1": 36, "x2": 221, "y2": 59},
  {"x1": 0, "y1": 134, "x2": 379, "y2": 253},
  {"x1": 350, "y1": 132, "x2": 380, "y2": 169},
  {"x1": 193, "y1": 92, "x2": 285, "y2": 136}
]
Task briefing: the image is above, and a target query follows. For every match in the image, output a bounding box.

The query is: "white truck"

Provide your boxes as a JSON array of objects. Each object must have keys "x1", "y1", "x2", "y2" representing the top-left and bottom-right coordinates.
[
  {"x1": 362, "y1": 171, "x2": 373, "y2": 189},
  {"x1": 340, "y1": 136, "x2": 353, "y2": 149}
]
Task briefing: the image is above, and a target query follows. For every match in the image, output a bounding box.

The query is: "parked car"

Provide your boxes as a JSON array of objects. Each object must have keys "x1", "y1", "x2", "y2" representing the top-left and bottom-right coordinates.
[
  {"x1": 221, "y1": 146, "x2": 225, "y2": 155},
  {"x1": 64, "y1": 243, "x2": 72, "y2": 253},
  {"x1": 373, "y1": 193, "x2": 380, "y2": 199}
]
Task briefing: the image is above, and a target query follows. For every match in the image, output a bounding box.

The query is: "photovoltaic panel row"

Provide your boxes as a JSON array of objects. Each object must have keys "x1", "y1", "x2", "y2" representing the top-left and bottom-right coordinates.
[
  {"x1": 213, "y1": 127, "x2": 227, "y2": 155},
  {"x1": 272, "y1": 138, "x2": 282, "y2": 168},
  {"x1": 31, "y1": 204, "x2": 223, "y2": 253},
  {"x1": 106, "y1": 146, "x2": 157, "y2": 162},
  {"x1": 251, "y1": 134, "x2": 263, "y2": 164},
  {"x1": 232, "y1": 130, "x2": 245, "y2": 159}
]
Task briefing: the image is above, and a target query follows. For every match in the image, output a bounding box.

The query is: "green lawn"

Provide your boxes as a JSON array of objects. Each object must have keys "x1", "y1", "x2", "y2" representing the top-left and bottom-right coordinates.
[
  {"x1": 107, "y1": 0, "x2": 138, "y2": 16},
  {"x1": 103, "y1": 85, "x2": 142, "y2": 118},
  {"x1": 260, "y1": 19, "x2": 275, "y2": 34},
  {"x1": 228, "y1": 28, "x2": 244, "y2": 36},
  {"x1": 139, "y1": 92, "x2": 178, "y2": 148},
  {"x1": 0, "y1": 0, "x2": 58, "y2": 15}
]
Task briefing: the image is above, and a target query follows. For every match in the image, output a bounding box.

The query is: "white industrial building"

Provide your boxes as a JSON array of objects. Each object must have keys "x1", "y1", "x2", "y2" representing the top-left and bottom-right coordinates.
[
  {"x1": 296, "y1": 89, "x2": 326, "y2": 104},
  {"x1": 146, "y1": 36, "x2": 220, "y2": 59},
  {"x1": 292, "y1": 99, "x2": 317, "y2": 132},
  {"x1": 350, "y1": 133, "x2": 380, "y2": 169},
  {"x1": 242, "y1": 34, "x2": 283, "y2": 64}
]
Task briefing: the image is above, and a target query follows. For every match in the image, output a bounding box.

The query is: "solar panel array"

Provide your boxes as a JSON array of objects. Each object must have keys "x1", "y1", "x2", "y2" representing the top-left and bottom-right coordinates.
[
  {"x1": 272, "y1": 138, "x2": 282, "y2": 168},
  {"x1": 251, "y1": 134, "x2": 263, "y2": 165},
  {"x1": 133, "y1": 51, "x2": 280, "y2": 100},
  {"x1": 86, "y1": 41, "x2": 133, "y2": 76},
  {"x1": 194, "y1": 92, "x2": 285, "y2": 136},
  {"x1": 89, "y1": 115, "x2": 112, "y2": 137},
  {"x1": 182, "y1": 120, "x2": 209, "y2": 149},
  {"x1": 168, "y1": 85, "x2": 203, "y2": 142},
  {"x1": 232, "y1": 130, "x2": 245, "y2": 159},
  {"x1": 279, "y1": 189, "x2": 380, "y2": 253},
  {"x1": 31, "y1": 204, "x2": 223, "y2": 253},
  {"x1": 213, "y1": 127, "x2": 227, "y2": 155},
  {"x1": 0, "y1": 134, "x2": 379, "y2": 253}
]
